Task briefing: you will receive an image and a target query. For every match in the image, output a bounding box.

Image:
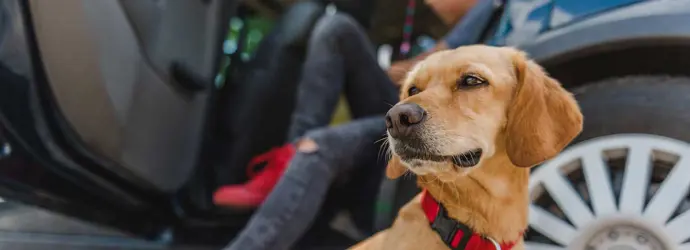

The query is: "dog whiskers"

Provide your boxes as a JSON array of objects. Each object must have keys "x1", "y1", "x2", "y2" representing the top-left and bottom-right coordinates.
[
  {"x1": 402, "y1": 170, "x2": 414, "y2": 181},
  {"x1": 440, "y1": 180, "x2": 447, "y2": 202},
  {"x1": 417, "y1": 176, "x2": 434, "y2": 184},
  {"x1": 377, "y1": 140, "x2": 391, "y2": 161},
  {"x1": 375, "y1": 136, "x2": 388, "y2": 144},
  {"x1": 449, "y1": 178, "x2": 461, "y2": 200}
]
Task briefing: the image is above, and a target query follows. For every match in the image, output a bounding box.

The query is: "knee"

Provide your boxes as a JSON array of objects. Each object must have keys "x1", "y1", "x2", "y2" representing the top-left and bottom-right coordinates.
[
  {"x1": 283, "y1": 131, "x2": 332, "y2": 177},
  {"x1": 299, "y1": 118, "x2": 387, "y2": 152},
  {"x1": 294, "y1": 126, "x2": 339, "y2": 156},
  {"x1": 295, "y1": 137, "x2": 319, "y2": 154},
  {"x1": 298, "y1": 127, "x2": 330, "y2": 152},
  {"x1": 310, "y1": 13, "x2": 361, "y2": 43}
]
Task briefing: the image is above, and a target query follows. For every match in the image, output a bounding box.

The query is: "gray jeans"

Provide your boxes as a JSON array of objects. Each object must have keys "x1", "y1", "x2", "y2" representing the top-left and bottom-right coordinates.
[{"x1": 224, "y1": 13, "x2": 398, "y2": 250}]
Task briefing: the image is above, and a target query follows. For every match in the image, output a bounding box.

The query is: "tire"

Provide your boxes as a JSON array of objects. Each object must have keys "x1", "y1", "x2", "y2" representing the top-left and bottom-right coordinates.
[
  {"x1": 527, "y1": 76, "x2": 690, "y2": 248},
  {"x1": 572, "y1": 76, "x2": 690, "y2": 143}
]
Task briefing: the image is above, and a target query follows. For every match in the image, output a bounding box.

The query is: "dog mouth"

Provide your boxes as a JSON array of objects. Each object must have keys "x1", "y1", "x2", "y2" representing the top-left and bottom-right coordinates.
[{"x1": 397, "y1": 148, "x2": 483, "y2": 168}]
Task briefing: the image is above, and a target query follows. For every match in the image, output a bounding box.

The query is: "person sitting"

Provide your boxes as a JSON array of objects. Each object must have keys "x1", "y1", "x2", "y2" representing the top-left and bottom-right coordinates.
[{"x1": 215, "y1": 0, "x2": 501, "y2": 249}]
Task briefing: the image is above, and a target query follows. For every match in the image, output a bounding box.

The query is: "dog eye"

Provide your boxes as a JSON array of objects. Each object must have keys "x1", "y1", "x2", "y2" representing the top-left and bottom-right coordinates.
[
  {"x1": 408, "y1": 86, "x2": 420, "y2": 96},
  {"x1": 458, "y1": 75, "x2": 487, "y2": 88}
]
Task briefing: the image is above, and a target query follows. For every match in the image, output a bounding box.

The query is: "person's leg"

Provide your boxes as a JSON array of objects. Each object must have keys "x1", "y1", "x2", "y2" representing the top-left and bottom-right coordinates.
[
  {"x1": 213, "y1": 12, "x2": 396, "y2": 208},
  {"x1": 216, "y1": 30, "x2": 303, "y2": 185},
  {"x1": 224, "y1": 117, "x2": 386, "y2": 250},
  {"x1": 287, "y1": 13, "x2": 398, "y2": 140},
  {"x1": 333, "y1": 16, "x2": 399, "y2": 120}
]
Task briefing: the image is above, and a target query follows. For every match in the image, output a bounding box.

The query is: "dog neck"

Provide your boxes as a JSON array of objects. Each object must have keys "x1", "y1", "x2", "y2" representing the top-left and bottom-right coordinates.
[{"x1": 417, "y1": 153, "x2": 529, "y2": 244}]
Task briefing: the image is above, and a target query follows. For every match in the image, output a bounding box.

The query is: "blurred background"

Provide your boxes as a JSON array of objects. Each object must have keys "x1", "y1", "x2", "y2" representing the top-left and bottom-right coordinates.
[{"x1": 1, "y1": 0, "x2": 690, "y2": 249}]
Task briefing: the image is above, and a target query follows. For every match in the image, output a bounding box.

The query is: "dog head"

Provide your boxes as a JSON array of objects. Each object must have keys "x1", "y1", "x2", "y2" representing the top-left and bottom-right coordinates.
[{"x1": 385, "y1": 45, "x2": 583, "y2": 179}]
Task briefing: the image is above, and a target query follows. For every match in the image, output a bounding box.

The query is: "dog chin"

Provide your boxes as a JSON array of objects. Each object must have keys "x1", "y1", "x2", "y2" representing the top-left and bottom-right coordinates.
[{"x1": 400, "y1": 158, "x2": 474, "y2": 179}]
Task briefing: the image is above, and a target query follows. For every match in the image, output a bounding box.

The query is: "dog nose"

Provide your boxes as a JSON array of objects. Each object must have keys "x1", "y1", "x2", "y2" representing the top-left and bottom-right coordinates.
[{"x1": 385, "y1": 103, "x2": 426, "y2": 138}]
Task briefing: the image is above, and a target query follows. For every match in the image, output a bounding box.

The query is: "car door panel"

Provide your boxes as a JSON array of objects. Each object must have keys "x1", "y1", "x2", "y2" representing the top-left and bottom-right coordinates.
[
  {"x1": 27, "y1": 0, "x2": 230, "y2": 192},
  {"x1": 0, "y1": 0, "x2": 236, "y2": 238}
]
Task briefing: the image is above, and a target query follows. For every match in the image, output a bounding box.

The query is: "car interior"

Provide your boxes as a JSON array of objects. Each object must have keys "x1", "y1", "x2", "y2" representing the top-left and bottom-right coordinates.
[{"x1": 0, "y1": 0, "x2": 460, "y2": 248}]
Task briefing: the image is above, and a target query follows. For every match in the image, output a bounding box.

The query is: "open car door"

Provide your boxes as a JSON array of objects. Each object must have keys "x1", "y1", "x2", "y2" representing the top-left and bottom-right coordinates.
[{"x1": 0, "y1": 0, "x2": 236, "y2": 240}]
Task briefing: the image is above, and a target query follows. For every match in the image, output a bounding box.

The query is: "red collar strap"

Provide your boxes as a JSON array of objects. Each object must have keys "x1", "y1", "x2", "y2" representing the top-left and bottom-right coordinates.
[{"x1": 421, "y1": 190, "x2": 521, "y2": 250}]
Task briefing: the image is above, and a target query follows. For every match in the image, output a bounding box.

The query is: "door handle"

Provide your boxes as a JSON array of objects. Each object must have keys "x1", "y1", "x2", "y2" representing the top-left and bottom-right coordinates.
[{"x1": 170, "y1": 62, "x2": 210, "y2": 92}]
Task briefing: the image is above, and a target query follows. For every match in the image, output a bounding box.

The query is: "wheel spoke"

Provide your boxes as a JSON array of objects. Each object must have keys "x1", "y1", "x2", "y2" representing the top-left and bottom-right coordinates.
[
  {"x1": 581, "y1": 151, "x2": 617, "y2": 216},
  {"x1": 644, "y1": 155, "x2": 690, "y2": 223},
  {"x1": 542, "y1": 169, "x2": 594, "y2": 228},
  {"x1": 666, "y1": 210, "x2": 690, "y2": 243},
  {"x1": 619, "y1": 145, "x2": 653, "y2": 214},
  {"x1": 524, "y1": 242, "x2": 564, "y2": 250},
  {"x1": 529, "y1": 205, "x2": 578, "y2": 246},
  {"x1": 530, "y1": 135, "x2": 690, "y2": 249}
]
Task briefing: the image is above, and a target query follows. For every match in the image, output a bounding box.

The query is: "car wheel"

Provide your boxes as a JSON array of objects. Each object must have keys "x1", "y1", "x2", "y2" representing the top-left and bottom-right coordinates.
[{"x1": 527, "y1": 76, "x2": 690, "y2": 249}]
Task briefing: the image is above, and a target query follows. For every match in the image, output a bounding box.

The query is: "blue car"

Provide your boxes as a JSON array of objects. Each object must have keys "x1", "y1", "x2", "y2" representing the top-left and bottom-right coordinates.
[{"x1": 1, "y1": 0, "x2": 689, "y2": 249}]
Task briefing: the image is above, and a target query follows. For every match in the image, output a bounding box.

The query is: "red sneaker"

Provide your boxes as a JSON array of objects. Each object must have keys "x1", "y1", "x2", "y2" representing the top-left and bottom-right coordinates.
[{"x1": 213, "y1": 144, "x2": 296, "y2": 209}]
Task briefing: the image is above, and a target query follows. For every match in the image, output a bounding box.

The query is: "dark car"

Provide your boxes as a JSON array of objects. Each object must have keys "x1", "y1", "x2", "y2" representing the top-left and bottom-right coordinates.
[{"x1": 1, "y1": 0, "x2": 690, "y2": 249}]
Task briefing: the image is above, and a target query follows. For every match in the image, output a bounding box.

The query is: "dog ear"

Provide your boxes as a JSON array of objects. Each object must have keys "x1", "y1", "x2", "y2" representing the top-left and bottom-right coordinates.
[
  {"x1": 386, "y1": 155, "x2": 407, "y2": 179},
  {"x1": 505, "y1": 50, "x2": 583, "y2": 167}
]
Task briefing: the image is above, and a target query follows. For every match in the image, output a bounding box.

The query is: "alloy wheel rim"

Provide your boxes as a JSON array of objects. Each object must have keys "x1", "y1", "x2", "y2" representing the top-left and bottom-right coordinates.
[{"x1": 527, "y1": 134, "x2": 690, "y2": 250}]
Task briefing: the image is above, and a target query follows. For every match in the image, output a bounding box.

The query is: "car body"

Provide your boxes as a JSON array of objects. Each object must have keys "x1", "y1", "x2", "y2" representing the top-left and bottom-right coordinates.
[
  {"x1": 386, "y1": 0, "x2": 690, "y2": 249},
  {"x1": 497, "y1": 1, "x2": 690, "y2": 249},
  {"x1": 2, "y1": 0, "x2": 690, "y2": 249}
]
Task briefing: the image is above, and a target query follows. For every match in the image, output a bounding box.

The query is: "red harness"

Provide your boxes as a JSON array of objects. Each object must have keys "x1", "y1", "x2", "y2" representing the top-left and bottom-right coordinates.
[{"x1": 421, "y1": 190, "x2": 521, "y2": 250}]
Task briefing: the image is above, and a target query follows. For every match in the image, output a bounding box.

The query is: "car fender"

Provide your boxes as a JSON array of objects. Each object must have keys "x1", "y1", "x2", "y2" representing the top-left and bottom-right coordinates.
[{"x1": 512, "y1": 0, "x2": 690, "y2": 64}]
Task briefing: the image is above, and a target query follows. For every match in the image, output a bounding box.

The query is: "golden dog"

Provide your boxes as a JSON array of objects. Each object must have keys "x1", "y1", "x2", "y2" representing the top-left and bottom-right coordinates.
[{"x1": 351, "y1": 45, "x2": 583, "y2": 250}]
